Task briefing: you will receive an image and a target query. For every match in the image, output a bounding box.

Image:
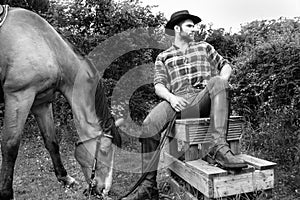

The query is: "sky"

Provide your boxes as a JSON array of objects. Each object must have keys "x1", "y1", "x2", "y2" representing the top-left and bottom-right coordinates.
[{"x1": 141, "y1": 0, "x2": 300, "y2": 33}]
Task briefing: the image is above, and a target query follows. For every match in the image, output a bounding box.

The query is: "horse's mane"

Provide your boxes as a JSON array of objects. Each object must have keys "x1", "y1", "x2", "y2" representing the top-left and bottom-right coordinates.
[
  {"x1": 57, "y1": 33, "x2": 109, "y2": 123},
  {"x1": 95, "y1": 80, "x2": 122, "y2": 147},
  {"x1": 95, "y1": 80, "x2": 111, "y2": 123},
  {"x1": 56, "y1": 29, "x2": 121, "y2": 146}
]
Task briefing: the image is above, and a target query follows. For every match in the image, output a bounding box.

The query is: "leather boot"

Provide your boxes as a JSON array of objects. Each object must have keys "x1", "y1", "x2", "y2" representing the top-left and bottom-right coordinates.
[
  {"x1": 206, "y1": 144, "x2": 247, "y2": 169},
  {"x1": 122, "y1": 137, "x2": 159, "y2": 200},
  {"x1": 206, "y1": 88, "x2": 247, "y2": 169}
]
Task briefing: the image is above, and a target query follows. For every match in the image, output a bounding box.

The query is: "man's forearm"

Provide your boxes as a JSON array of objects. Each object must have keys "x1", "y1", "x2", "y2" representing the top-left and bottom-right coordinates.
[
  {"x1": 154, "y1": 83, "x2": 174, "y2": 102},
  {"x1": 154, "y1": 83, "x2": 189, "y2": 112}
]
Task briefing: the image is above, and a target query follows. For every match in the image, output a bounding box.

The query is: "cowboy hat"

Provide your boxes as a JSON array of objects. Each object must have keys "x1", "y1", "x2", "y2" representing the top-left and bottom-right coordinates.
[{"x1": 165, "y1": 10, "x2": 201, "y2": 36}]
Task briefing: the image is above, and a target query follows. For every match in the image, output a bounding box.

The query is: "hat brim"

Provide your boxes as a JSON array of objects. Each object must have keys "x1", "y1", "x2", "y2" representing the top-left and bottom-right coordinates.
[{"x1": 165, "y1": 14, "x2": 201, "y2": 36}]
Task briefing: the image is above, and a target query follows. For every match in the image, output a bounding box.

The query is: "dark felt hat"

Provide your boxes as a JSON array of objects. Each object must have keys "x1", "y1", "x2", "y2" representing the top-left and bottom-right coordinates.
[{"x1": 165, "y1": 10, "x2": 201, "y2": 36}]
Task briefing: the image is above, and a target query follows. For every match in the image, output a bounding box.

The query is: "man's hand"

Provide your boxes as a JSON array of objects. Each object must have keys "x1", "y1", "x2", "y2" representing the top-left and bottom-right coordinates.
[
  {"x1": 154, "y1": 83, "x2": 188, "y2": 112},
  {"x1": 168, "y1": 94, "x2": 188, "y2": 112}
]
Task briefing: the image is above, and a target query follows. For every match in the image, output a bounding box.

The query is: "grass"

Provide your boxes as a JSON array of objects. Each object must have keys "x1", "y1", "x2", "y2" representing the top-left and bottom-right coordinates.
[{"x1": 0, "y1": 117, "x2": 299, "y2": 199}]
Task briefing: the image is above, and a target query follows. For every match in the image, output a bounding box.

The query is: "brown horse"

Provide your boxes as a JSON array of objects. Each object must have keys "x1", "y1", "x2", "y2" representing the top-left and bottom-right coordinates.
[{"x1": 0, "y1": 7, "x2": 121, "y2": 199}]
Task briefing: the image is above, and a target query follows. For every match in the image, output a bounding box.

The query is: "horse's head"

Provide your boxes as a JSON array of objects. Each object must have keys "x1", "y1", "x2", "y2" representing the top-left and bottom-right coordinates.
[{"x1": 74, "y1": 117, "x2": 123, "y2": 197}]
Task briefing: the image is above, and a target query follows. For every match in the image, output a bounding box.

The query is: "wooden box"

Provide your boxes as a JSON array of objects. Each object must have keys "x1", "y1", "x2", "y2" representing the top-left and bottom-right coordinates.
[
  {"x1": 172, "y1": 116, "x2": 244, "y2": 144},
  {"x1": 164, "y1": 116, "x2": 277, "y2": 199},
  {"x1": 164, "y1": 153, "x2": 276, "y2": 199}
]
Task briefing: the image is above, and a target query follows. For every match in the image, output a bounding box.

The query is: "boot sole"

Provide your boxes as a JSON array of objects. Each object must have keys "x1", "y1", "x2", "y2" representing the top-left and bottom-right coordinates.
[
  {"x1": 216, "y1": 160, "x2": 248, "y2": 170},
  {"x1": 204, "y1": 156, "x2": 248, "y2": 170}
]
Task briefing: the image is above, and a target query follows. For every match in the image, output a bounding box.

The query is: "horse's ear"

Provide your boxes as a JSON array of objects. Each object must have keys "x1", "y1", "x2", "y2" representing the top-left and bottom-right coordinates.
[{"x1": 115, "y1": 118, "x2": 124, "y2": 127}]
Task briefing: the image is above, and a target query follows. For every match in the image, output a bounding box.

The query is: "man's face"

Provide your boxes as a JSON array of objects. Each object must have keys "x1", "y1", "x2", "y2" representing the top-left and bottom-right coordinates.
[{"x1": 177, "y1": 19, "x2": 196, "y2": 42}]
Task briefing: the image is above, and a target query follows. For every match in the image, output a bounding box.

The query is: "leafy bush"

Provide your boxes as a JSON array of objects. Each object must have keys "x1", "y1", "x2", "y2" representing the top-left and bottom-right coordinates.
[{"x1": 231, "y1": 17, "x2": 300, "y2": 166}]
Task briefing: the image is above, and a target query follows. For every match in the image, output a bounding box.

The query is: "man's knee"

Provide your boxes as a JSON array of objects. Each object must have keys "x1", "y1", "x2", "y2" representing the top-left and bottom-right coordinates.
[
  {"x1": 210, "y1": 76, "x2": 229, "y2": 86},
  {"x1": 207, "y1": 76, "x2": 230, "y2": 97},
  {"x1": 139, "y1": 117, "x2": 161, "y2": 142}
]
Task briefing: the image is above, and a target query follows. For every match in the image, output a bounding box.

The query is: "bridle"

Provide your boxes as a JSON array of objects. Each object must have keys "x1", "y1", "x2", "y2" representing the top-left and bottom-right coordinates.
[{"x1": 75, "y1": 119, "x2": 114, "y2": 199}]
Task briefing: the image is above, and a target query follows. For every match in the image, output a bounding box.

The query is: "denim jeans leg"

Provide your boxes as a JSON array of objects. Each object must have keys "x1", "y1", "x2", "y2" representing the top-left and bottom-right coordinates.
[{"x1": 140, "y1": 101, "x2": 176, "y2": 141}]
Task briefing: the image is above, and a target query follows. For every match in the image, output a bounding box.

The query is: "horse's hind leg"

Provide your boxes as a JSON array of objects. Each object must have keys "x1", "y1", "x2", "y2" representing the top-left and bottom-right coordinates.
[
  {"x1": 31, "y1": 102, "x2": 78, "y2": 187},
  {"x1": 0, "y1": 93, "x2": 34, "y2": 200}
]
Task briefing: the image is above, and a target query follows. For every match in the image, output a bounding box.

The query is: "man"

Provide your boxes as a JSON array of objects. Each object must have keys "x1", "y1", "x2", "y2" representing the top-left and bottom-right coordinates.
[{"x1": 124, "y1": 10, "x2": 247, "y2": 200}]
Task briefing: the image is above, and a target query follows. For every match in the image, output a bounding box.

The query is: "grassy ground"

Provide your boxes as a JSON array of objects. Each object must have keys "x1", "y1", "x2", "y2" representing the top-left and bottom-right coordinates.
[{"x1": 0, "y1": 118, "x2": 300, "y2": 200}]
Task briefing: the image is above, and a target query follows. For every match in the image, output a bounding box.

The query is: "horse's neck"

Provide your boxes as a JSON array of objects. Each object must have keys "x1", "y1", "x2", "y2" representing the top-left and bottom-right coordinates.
[{"x1": 62, "y1": 59, "x2": 102, "y2": 140}]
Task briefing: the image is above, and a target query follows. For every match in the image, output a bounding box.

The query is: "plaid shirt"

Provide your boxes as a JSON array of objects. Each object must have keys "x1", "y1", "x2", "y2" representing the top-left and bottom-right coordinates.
[{"x1": 154, "y1": 41, "x2": 230, "y2": 95}]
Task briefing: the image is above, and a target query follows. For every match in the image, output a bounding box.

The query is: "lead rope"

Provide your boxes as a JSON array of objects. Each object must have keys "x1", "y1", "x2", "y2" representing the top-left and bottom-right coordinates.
[
  {"x1": 88, "y1": 137, "x2": 101, "y2": 199},
  {"x1": 88, "y1": 158, "x2": 97, "y2": 199},
  {"x1": 87, "y1": 118, "x2": 114, "y2": 199},
  {"x1": 119, "y1": 114, "x2": 177, "y2": 200}
]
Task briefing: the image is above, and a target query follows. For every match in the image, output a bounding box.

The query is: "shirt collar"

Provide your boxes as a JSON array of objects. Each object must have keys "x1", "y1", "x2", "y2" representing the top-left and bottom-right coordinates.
[{"x1": 172, "y1": 41, "x2": 196, "y2": 50}]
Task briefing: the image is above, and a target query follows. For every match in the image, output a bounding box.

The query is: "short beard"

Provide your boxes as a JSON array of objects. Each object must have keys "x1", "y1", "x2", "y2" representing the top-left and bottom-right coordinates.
[{"x1": 180, "y1": 32, "x2": 194, "y2": 43}]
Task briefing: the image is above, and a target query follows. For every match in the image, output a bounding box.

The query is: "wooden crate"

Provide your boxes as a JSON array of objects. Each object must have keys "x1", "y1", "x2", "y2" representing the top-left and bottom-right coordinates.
[
  {"x1": 168, "y1": 116, "x2": 245, "y2": 162},
  {"x1": 164, "y1": 153, "x2": 276, "y2": 199},
  {"x1": 172, "y1": 116, "x2": 244, "y2": 144},
  {"x1": 164, "y1": 116, "x2": 277, "y2": 199}
]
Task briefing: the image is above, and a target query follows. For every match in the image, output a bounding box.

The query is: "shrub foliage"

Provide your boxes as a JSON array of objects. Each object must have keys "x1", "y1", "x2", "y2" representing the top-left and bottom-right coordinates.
[{"x1": 231, "y1": 18, "x2": 300, "y2": 166}]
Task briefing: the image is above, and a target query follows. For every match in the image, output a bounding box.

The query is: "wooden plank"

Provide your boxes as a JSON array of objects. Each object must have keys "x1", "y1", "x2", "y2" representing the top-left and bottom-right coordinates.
[
  {"x1": 184, "y1": 143, "x2": 199, "y2": 161},
  {"x1": 164, "y1": 152, "x2": 214, "y2": 197},
  {"x1": 172, "y1": 134, "x2": 242, "y2": 143},
  {"x1": 187, "y1": 135, "x2": 241, "y2": 140},
  {"x1": 175, "y1": 118, "x2": 210, "y2": 125},
  {"x1": 229, "y1": 140, "x2": 240, "y2": 154},
  {"x1": 188, "y1": 126, "x2": 242, "y2": 131},
  {"x1": 168, "y1": 136, "x2": 179, "y2": 158},
  {"x1": 213, "y1": 169, "x2": 275, "y2": 198},
  {"x1": 237, "y1": 154, "x2": 277, "y2": 170},
  {"x1": 169, "y1": 124, "x2": 188, "y2": 141},
  {"x1": 186, "y1": 159, "x2": 228, "y2": 178},
  {"x1": 175, "y1": 116, "x2": 244, "y2": 125},
  {"x1": 168, "y1": 177, "x2": 198, "y2": 200}
]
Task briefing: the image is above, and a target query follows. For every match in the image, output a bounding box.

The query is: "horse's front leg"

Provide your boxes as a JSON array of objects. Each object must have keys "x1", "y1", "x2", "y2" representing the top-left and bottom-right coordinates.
[
  {"x1": 31, "y1": 102, "x2": 78, "y2": 187},
  {"x1": 0, "y1": 93, "x2": 34, "y2": 200}
]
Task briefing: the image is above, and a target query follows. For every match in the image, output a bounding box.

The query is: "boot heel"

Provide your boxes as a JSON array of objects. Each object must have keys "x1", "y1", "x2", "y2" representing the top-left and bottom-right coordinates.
[{"x1": 203, "y1": 155, "x2": 217, "y2": 165}]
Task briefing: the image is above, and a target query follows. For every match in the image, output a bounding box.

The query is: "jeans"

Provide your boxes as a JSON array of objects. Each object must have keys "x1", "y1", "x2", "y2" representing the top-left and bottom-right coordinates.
[{"x1": 141, "y1": 76, "x2": 230, "y2": 150}]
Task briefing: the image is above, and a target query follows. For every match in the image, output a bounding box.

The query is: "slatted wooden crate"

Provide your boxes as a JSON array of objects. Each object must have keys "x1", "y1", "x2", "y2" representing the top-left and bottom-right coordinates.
[
  {"x1": 172, "y1": 116, "x2": 243, "y2": 144},
  {"x1": 164, "y1": 116, "x2": 277, "y2": 199}
]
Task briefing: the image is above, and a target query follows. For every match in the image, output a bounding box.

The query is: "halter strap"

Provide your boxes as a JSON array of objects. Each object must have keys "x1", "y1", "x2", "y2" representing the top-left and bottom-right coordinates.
[
  {"x1": 77, "y1": 117, "x2": 116, "y2": 198},
  {"x1": 75, "y1": 133, "x2": 113, "y2": 147}
]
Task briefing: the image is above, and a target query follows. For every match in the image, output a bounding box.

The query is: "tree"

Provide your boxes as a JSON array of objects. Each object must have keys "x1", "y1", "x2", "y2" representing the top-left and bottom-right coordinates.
[
  {"x1": 0, "y1": 0, "x2": 50, "y2": 12},
  {"x1": 42, "y1": 0, "x2": 166, "y2": 54},
  {"x1": 205, "y1": 28, "x2": 239, "y2": 62}
]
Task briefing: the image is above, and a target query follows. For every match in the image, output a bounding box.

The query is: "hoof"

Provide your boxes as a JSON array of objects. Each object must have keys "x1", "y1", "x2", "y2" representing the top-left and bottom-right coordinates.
[
  {"x1": 58, "y1": 175, "x2": 79, "y2": 187},
  {"x1": 83, "y1": 187, "x2": 113, "y2": 200},
  {"x1": 103, "y1": 195, "x2": 113, "y2": 200}
]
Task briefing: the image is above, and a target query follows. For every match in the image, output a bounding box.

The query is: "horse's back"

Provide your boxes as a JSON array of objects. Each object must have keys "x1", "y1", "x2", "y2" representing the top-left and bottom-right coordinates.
[{"x1": 0, "y1": 8, "x2": 63, "y2": 99}]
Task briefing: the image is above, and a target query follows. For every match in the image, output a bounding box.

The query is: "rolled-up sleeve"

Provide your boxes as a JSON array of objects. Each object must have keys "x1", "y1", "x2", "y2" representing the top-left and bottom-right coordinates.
[
  {"x1": 206, "y1": 43, "x2": 230, "y2": 72},
  {"x1": 154, "y1": 54, "x2": 169, "y2": 87}
]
